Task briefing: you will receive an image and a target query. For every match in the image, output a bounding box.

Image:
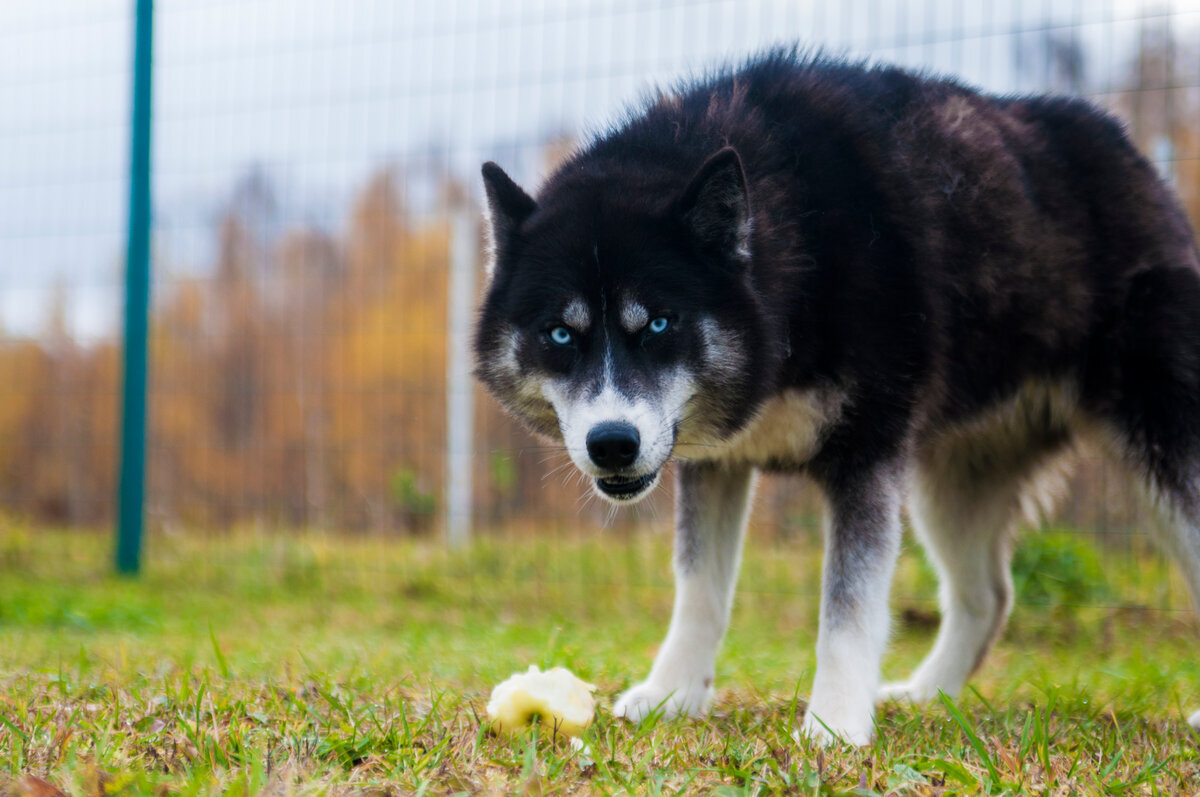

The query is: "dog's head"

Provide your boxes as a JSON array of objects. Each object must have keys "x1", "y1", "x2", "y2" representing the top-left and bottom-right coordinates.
[{"x1": 473, "y1": 148, "x2": 769, "y2": 503}]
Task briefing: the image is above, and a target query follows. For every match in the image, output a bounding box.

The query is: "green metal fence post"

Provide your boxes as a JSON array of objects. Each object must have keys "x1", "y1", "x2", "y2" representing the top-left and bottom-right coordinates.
[{"x1": 115, "y1": 0, "x2": 154, "y2": 575}]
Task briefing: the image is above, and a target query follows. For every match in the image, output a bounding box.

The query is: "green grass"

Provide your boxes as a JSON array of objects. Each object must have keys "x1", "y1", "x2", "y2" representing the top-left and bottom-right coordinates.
[{"x1": 1, "y1": 521, "x2": 1199, "y2": 794}]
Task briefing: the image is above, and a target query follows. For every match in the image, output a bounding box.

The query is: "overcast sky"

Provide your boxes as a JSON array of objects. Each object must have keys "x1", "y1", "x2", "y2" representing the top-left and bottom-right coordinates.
[{"x1": 2, "y1": 0, "x2": 1199, "y2": 340}]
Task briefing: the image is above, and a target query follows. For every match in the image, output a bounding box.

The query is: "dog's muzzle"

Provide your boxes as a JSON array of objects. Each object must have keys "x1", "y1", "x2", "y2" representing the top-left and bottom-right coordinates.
[{"x1": 584, "y1": 421, "x2": 659, "y2": 501}]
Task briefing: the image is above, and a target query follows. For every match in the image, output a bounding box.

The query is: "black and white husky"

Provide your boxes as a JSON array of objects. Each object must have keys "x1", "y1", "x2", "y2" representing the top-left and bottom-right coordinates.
[{"x1": 473, "y1": 51, "x2": 1200, "y2": 744}]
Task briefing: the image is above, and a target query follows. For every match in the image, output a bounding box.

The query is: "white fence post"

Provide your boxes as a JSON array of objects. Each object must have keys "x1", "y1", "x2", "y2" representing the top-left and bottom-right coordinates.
[{"x1": 445, "y1": 203, "x2": 477, "y2": 547}]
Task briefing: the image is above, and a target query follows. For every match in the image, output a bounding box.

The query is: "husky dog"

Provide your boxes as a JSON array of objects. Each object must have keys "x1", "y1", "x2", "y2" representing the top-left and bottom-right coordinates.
[{"x1": 473, "y1": 51, "x2": 1200, "y2": 744}]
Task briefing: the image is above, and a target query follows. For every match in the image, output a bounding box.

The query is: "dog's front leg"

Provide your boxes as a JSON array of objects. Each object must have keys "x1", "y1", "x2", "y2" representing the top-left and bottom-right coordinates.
[
  {"x1": 800, "y1": 465, "x2": 903, "y2": 746},
  {"x1": 613, "y1": 462, "x2": 755, "y2": 721}
]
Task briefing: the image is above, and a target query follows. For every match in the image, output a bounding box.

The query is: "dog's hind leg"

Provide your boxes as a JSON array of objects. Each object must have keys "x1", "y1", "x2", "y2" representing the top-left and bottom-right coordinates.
[
  {"x1": 1095, "y1": 261, "x2": 1200, "y2": 729},
  {"x1": 1116, "y1": 446, "x2": 1200, "y2": 730},
  {"x1": 1143, "y1": 487, "x2": 1200, "y2": 729},
  {"x1": 880, "y1": 468, "x2": 1019, "y2": 703},
  {"x1": 1097, "y1": 418, "x2": 1200, "y2": 730},
  {"x1": 613, "y1": 462, "x2": 755, "y2": 722},
  {"x1": 880, "y1": 439, "x2": 1072, "y2": 704}
]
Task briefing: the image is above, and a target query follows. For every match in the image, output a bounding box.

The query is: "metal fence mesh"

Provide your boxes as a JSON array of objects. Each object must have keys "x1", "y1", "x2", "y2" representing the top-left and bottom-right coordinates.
[{"x1": 1, "y1": 0, "x2": 1199, "y2": 610}]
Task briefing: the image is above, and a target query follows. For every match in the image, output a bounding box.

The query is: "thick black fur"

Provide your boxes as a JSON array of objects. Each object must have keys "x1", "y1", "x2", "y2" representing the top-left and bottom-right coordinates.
[
  {"x1": 473, "y1": 48, "x2": 1200, "y2": 742},
  {"x1": 477, "y1": 49, "x2": 1200, "y2": 498}
]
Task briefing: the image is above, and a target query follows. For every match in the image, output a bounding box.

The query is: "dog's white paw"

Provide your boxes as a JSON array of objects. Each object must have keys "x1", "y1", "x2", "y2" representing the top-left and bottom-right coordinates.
[
  {"x1": 1189, "y1": 708, "x2": 1200, "y2": 730},
  {"x1": 877, "y1": 680, "x2": 941, "y2": 704},
  {"x1": 612, "y1": 678, "x2": 712, "y2": 722},
  {"x1": 796, "y1": 710, "x2": 873, "y2": 748},
  {"x1": 799, "y1": 699, "x2": 875, "y2": 747}
]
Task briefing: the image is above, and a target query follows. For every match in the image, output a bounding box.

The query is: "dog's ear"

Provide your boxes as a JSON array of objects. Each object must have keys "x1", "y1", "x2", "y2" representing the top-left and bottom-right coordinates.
[
  {"x1": 677, "y1": 147, "x2": 751, "y2": 263},
  {"x1": 481, "y1": 162, "x2": 537, "y2": 261}
]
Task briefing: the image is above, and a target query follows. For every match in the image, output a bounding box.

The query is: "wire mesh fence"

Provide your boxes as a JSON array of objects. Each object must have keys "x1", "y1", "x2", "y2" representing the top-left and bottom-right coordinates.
[{"x1": 1, "y1": 0, "x2": 1199, "y2": 612}]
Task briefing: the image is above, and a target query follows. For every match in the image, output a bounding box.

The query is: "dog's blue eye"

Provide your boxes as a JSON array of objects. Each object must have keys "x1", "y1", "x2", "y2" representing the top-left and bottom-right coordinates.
[
  {"x1": 548, "y1": 326, "x2": 573, "y2": 345},
  {"x1": 647, "y1": 317, "x2": 670, "y2": 334}
]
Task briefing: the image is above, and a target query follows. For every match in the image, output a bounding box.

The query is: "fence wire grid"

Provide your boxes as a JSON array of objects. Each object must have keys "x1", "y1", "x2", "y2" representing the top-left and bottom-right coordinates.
[{"x1": 1, "y1": 0, "x2": 1200, "y2": 611}]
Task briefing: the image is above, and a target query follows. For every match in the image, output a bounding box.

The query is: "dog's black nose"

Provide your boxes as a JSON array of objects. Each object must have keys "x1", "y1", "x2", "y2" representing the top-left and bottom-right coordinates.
[{"x1": 586, "y1": 422, "x2": 640, "y2": 469}]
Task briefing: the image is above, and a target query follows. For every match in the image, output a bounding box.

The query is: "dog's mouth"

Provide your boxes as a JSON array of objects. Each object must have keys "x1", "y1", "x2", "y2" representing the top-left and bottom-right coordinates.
[{"x1": 595, "y1": 472, "x2": 658, "y2": 501}]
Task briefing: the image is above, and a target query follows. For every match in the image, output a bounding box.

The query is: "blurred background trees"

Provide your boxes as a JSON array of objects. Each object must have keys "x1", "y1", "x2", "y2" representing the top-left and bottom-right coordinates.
[{"x1": 0, "y1": 16, "x2": 1197, "y2": 536}]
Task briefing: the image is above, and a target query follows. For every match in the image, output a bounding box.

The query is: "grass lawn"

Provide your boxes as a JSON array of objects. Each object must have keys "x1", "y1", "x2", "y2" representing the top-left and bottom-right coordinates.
[{"x1": 1, "y1": 520, "x2": 1199, "y2": 794}]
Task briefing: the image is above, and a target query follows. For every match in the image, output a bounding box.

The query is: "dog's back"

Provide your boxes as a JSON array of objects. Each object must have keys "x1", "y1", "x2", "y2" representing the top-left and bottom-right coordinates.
[{"x1": 577, "y1": 53, "x2": 1200, "y2": 431}]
